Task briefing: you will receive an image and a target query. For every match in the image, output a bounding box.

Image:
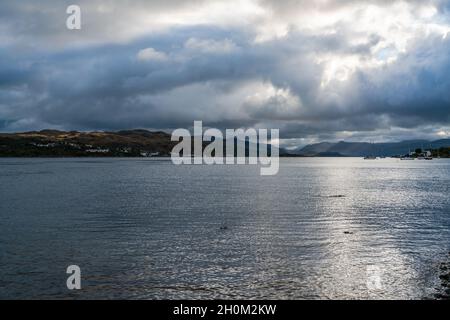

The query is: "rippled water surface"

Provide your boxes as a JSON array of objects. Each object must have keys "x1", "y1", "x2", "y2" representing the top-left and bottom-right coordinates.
[{"x1": 1, "y1": 158, "x2": 450, "y2": 299}]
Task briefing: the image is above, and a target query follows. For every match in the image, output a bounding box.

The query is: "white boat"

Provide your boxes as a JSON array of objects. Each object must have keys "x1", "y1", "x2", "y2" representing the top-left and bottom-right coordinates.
[{"x1": 400, "y1": 149, "x2": 415, "y2": 160}]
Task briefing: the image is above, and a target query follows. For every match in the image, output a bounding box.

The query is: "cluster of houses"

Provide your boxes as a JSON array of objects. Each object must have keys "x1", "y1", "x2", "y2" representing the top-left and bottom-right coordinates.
[
  {"x1": 140, "y1": 151, "x2": 160, "y2": 157},
  {"x1": 400, "y1": 149, "x2": 433, "y2": 160},
  {"x1": 30, "y1": 141, "x2": 160, "y2": 157},
  {"x1": 407, "y1": 150, "x2": 432, "y2": 158}
]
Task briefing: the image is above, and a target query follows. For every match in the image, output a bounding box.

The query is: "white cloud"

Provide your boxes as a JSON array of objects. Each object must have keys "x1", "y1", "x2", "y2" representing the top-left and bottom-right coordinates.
[
  {"x1": 437, "y1": 130, "x2": 450, "y2": 138},
  {"x1": 137, "y1": 48, "x2": 168, "y2": 61},
  {"x1": 184, "y1": 38, "x2": 237, "y2": 53},
  {"x1": 243, "y1": 82, "x2": 302, "y2": 119}
]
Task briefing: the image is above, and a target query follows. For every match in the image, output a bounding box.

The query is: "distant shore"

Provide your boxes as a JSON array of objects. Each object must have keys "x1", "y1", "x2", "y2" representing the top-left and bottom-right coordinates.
[{"x1": 1, "y1": 129, "x2": 450, "y2": 158}]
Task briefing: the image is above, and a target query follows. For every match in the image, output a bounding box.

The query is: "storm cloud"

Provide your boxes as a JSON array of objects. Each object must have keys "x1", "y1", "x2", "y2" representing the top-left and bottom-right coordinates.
[{"x1": 1, "y1": 0, "x2": 450, "y2": 146}]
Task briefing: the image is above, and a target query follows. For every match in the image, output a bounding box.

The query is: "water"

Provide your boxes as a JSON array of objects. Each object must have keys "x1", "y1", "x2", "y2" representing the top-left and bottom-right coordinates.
[{"x1": 0, "y1": 157, "x2": 449, "y2": 300}]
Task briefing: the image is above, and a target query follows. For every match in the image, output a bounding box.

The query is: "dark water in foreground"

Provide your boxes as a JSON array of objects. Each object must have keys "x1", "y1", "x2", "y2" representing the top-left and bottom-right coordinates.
[{"x1": 1, "y1": 158, "x2": 450, "y2": 299}]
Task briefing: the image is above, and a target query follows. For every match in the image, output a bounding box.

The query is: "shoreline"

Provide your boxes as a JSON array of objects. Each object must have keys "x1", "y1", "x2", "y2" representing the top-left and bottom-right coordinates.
[{"x1": 435, "y1": 253, "x2": 450, "y2": 300}]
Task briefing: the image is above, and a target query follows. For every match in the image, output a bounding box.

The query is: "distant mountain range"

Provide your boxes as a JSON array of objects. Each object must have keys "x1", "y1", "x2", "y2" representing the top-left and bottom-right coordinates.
[
  {"x1": 1, "y1": 129, "x2": 450, "y2": 158},
  {"x1": 290, "y1": 139, "x2": 450, "y2": 157}
]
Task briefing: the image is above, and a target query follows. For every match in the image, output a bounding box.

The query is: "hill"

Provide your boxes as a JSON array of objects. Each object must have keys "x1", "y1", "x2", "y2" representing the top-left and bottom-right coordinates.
[
  {"x1": 291, "y1": 139, "x2": 450, "y2": 157},
  {"x1": 0, "y1": 129, "x2": 175, "y2": 157}
]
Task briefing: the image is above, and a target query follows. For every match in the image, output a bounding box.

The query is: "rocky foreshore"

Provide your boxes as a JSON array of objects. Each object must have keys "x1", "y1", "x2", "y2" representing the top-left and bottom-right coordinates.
[{"x1": 435, "y1": 253, "x2": 450, "y2": 300}]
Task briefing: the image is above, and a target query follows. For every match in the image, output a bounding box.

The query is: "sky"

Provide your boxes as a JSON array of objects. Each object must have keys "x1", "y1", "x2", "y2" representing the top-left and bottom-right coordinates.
[{"x1": 1, "y1": 0, "x2": 450, "y2": 147}]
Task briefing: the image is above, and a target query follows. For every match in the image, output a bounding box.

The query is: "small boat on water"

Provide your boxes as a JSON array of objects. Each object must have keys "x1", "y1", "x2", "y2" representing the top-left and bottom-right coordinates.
[
  {"x1": 364, "y1": 142, "x2": 378, "y2": 160},
  {"x1": 401, "y1": 149, "x2": 416, "y2": 160}
]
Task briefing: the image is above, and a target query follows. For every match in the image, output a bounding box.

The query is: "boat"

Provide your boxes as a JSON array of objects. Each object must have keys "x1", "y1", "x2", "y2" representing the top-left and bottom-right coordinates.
[
  {"x1": 400, "y1": 148, "x2": 415, "y2": 160},
  {"x1": 364, "y1": 141, "x2": 378, "y2": 160}
]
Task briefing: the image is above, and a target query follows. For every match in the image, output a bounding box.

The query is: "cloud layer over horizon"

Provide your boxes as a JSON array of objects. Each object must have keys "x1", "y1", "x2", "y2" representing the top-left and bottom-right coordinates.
[{"x1": 1, "y1": 0, "x2": 450, "y2": 146}]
